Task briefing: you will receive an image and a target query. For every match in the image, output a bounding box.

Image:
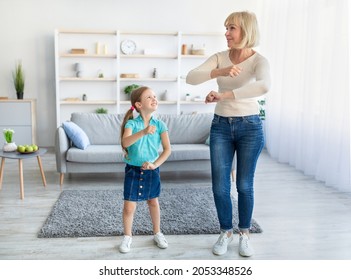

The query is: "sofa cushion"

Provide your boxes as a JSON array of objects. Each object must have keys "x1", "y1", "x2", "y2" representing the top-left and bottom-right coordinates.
[
  {"x1": 62, "y1": 121, "x2": 90, "y2": 150},
  {"x1": 66, "y1": 145, "x2": 125, "y2": 163},
  {"x1": 66, "y1": 144, "x2": 210, "y2": 164},
  {"x1": 71, "y1": 113, "x2": 124, "y2": 145},
  {"x1": 157, "y1": 113, "x2": 213, "y2": 144},
  {"x1": 166, "y1": 144, "x2": 210, "y2": 161}
]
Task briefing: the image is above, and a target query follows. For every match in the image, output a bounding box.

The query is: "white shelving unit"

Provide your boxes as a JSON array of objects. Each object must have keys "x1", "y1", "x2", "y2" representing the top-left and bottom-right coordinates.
[{"x1": 55, "y1": 29, "x2": 226, "y2": 126}]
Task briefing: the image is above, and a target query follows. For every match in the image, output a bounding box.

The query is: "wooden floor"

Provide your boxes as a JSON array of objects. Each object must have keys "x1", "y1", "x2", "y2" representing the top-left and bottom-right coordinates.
[{"x1": 1, "y1": 149, "x2": 351, "y2": 260}]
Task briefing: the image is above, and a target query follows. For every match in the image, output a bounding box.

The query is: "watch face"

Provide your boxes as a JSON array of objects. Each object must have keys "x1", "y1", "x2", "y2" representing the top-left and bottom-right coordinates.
[{"x1": 121, "y1": 40, "x2": 136, "y2": 55}]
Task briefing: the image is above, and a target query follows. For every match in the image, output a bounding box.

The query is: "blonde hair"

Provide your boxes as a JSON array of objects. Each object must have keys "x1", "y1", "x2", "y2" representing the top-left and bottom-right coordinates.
[
  {"x1": 120, "y1": 86, "x2": 149, "y2": 156},
  {"x1": 224, "y1": 11, "x2": 259, "y2": 49}
]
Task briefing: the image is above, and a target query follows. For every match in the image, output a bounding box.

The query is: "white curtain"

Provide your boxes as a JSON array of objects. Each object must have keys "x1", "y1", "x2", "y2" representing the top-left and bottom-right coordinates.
[{"x1": 258, "y1": 0, "x2": 350, "y2": 191}]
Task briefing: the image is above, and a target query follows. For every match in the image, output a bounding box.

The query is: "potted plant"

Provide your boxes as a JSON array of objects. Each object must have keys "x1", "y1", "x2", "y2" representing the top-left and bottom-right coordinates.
[
  {"x1": 258, "y1": 99, "x2": 265, "y2": 120},
  {"x1": 12, "y1": 61, "x2": 25, "y2": 99},
  {"x1": 124, "y1": 84, "x2": 140, "y2": 95},
  {"x1": 2, "y1": 128, "x2": 17, "y2": 152},
  {"x1": 258, "y1": 98, "x2": 266, "y2": 147},
  {"x1": 95, "y1": 107, "x2": 108, "y2": 114}
]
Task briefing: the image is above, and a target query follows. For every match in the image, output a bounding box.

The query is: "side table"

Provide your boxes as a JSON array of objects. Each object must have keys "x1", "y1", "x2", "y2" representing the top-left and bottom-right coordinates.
[{"x1": 0, "y1": 148, "x2": 47, "y2": 199}]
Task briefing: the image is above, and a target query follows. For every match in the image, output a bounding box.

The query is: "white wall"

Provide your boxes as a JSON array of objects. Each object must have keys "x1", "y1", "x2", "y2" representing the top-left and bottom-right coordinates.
[{"x1": 0, "y1": 0, "x2": 261, "y2": 146}]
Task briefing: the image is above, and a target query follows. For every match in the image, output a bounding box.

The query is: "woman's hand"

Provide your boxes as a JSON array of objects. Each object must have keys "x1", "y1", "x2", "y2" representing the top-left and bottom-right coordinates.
[
  {"x1": 205, "y1": 91, "x2": 235, "y2": 103},
  {"x1": 205, "y1": 91, "x2": 222, "y2": 103},
  {"x1": 223, "y1": 65, "x2": 242, "y2": 77}
]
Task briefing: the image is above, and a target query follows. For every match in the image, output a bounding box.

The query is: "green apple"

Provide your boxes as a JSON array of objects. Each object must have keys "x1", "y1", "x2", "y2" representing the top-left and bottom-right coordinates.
[
  {"x1": 17, "y1": 145, "x2": 25, "y2": 153},
  {"x1": 32, "y1": 144, "x2": 38, "y2": 151},
  {"x1": 25, "y1": 146, "x2": 33, "y2": 152}
]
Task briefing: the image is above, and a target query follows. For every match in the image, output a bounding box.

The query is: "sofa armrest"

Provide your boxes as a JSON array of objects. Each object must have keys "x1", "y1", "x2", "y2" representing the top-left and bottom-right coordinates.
[{"x1": 55, "y1": 126, "x2": 70, "y2": 173}]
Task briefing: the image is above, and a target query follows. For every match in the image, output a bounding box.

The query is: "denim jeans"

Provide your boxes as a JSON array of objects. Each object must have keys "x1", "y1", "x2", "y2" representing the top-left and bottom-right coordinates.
[{"x1": 210, "y1": 114, "x2": 264, "y2": 231}]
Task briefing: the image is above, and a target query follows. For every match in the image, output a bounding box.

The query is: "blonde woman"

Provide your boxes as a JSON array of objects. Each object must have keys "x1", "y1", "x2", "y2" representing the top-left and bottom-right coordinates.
[{"x1": 186, "y1": 11, "x2": 271, "y2": 257}]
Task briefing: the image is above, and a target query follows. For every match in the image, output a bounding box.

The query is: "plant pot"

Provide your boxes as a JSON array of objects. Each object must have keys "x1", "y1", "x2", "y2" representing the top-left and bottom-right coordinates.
[
  {"x1": 3, "y1": 142, "x2": 17, "y2": 152},
  {"x1": 122, "y1": 94, "x2": 130, "y2": 101},
  {"x1": 16, "y1": 92, "x2": 24, "y2": 99}
]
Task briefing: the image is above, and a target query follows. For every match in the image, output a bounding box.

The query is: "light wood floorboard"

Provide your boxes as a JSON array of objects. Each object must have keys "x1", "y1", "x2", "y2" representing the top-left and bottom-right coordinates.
[{"x1": 0, "y1": 149, "x2": 351, "y2": 260}]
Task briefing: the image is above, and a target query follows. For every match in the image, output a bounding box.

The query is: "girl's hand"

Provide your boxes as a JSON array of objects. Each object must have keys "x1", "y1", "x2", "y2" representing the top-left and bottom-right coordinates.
[
  {"x1": 143, "y1": 125, "x2": 156, "y2": 135},
  {"x1": 205, "y1": 91, "x2": 222, "y2": 103},
  {"x1": 141, "y1": 162, "x2": 157, "y2": 170}
]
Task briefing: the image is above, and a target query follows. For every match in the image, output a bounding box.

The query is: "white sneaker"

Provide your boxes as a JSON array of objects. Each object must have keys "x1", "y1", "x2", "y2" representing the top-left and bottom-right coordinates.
[
  {"x1": 239, "y1": 233, "x2": 254, "y2": 257},
  {"x1": 212, "y1": 231, "x2": 233, "y2": 255},
  {"x1": 154, "y1": 232, "x2": 168, "y2": 249},
  {"x1": 119, "y1": 235, "x2": 132, "y2": 253}
]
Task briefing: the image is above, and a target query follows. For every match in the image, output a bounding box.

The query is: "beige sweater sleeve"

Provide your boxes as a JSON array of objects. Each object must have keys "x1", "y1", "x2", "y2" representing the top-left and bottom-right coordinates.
[
  {"x1": 186, "y1": 54, "x2": 219, "y2": 85},
  {"x1": 233, "y1": 56, "x2": 271, "y2": 99}
]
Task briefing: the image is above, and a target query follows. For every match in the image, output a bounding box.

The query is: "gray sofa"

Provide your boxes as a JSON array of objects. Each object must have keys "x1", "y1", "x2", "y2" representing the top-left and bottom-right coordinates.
[{"x1": 55, "y1": 112, "x2": 213, "y2": 185}]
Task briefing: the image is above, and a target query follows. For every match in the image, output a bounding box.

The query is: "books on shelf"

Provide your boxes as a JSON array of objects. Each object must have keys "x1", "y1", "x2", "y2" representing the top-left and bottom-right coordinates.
[{"x1": 70, "y1": 48, "x2": 87, "y2": 54}]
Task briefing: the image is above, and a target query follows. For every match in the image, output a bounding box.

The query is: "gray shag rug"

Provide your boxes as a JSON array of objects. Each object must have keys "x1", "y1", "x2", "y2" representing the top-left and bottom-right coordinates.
[{"x1": 38, "y1": 186, "x2": 262, "y2": 238}]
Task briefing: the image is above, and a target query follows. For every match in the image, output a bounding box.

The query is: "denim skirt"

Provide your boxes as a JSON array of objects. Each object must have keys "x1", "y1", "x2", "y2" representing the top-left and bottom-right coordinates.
[{"x1": 123, "y1": 164, "x2": 161, "y2": 201}]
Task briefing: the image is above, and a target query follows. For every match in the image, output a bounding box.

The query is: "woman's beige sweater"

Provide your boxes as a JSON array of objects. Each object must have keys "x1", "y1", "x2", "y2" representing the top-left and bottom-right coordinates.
[{"x1": 186, "y1": 50, "x2": 271, "y2": 117}]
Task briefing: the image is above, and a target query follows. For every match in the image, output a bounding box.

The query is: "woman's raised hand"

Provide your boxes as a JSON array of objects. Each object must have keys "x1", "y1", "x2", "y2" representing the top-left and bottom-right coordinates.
[{"x1": 222, "y1": 65, "x2": 242, "y2": 77}]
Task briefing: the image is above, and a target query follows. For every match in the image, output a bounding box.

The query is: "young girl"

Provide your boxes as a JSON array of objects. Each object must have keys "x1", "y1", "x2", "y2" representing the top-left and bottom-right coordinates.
[{"x1": 118, "y1": 86, "x2": 171, "y2": 253}]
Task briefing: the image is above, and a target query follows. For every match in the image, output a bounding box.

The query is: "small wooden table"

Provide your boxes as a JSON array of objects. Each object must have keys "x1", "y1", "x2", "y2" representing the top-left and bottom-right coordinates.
[{"x1": 0, "y1": 148, "x2": 47, "y2": 199}]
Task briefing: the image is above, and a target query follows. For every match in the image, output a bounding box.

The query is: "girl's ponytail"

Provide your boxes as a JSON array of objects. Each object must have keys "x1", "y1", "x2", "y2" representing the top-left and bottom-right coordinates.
[{"x1": 120, "y1": 107, "x2": 134, "y2": 156}]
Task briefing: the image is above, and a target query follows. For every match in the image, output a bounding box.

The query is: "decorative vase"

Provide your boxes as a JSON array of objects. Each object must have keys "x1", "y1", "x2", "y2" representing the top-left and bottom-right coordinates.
[
  {"x1": 3, "y1": 142, "x2": 17, "y2": 152},
  {"x1": 16, "y1": 92, "x2": 24, "y2": 99}
]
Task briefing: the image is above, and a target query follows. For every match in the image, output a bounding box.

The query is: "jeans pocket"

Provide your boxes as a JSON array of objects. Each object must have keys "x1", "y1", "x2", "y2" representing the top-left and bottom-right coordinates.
[
  {"x1": 242, "y1": 115, "x2": 262, "y2": 125},
  {"x1": 211, "y1": 114, "x2": 220, "y2": 125}
]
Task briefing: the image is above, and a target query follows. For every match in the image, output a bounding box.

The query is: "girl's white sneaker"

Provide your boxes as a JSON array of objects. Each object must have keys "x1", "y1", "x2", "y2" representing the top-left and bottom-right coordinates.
[{"x1": 119, "y1": 235, "x2": 132, "y2": 253}]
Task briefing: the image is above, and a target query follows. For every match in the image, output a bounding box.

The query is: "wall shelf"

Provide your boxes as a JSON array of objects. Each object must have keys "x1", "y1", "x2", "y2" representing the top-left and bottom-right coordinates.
[
  {"x1": 60, "y1": 100, "x2": 117, "y2": 105},
  {"x1": 60, "y1": 77, "x2": 117, "y2": 82},
  {"x1": 120, "y1": 54, "x2": 177, "y2": 59},
  {"x1": 59, "y1": 54, "x2": 117, "y2": 58},
  {"x1": 120, "y1": 78, "x2": 177, "y2": 82}
]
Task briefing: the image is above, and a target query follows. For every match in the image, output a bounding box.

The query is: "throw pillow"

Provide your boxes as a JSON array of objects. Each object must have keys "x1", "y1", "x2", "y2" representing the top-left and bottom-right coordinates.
[{"x1": 62, "y1": 121, "x2": 90, "y2": 150}]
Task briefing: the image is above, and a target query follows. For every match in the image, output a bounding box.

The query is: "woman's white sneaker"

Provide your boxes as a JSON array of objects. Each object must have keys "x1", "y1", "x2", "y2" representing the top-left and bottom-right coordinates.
[
  {"x1": 119, "y1": 235, "x2": 132, "y2": 253},
  {"x1": 239, "y1": 233, "x2": 254, "y2": 257},
  {"x1": 212, "y1": 231, "x2": 233, "y2": 255}
]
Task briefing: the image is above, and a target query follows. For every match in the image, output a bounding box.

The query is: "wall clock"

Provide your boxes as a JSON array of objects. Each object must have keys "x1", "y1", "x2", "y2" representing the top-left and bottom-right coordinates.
[{"x1": 120, "y1": 39, "x2": 136, "y2": 55}]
